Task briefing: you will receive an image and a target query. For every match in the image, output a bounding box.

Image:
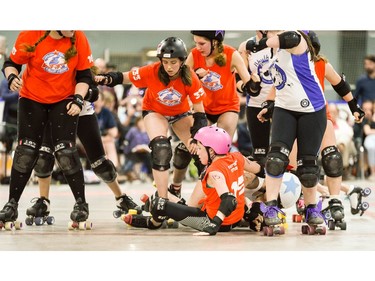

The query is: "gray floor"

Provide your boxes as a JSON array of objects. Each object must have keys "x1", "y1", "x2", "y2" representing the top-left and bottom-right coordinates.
[{"x1": 1, "y1": 178, "x2": 374, "y2": 280}]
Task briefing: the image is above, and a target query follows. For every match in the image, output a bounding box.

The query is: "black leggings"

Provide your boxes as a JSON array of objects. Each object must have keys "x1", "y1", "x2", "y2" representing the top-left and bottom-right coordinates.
[
  {"x1": 270, "y1": 107, "x2": 327, "y2": 159},
  {"x1": 9, "y1": 97, "x2": 84, "y2": 202}
]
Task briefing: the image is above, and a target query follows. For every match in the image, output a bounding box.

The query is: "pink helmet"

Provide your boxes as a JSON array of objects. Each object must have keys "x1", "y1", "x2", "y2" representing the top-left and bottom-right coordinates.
[{"x1": 194, "y1": 126, "x2": 231, "y2": 154}]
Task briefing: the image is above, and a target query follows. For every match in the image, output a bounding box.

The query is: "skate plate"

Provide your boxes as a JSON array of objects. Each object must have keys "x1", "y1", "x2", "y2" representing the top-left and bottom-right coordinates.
[{"x1": 301, "y1": 224, "x2": 326, "y2": 235}]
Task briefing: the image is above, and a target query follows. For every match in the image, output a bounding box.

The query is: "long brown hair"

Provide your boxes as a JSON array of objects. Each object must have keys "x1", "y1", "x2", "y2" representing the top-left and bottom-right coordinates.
[
  {"x1": 298, "y1": 30, "x2": 316, "y2": 62},
  {"x1": 158, "y1": 60, "x2": 192, "y2": 86},
  {"x1": 214, "y1": 41, "x2": 226, "y2": 67},
  {"x1": 22, "y1": 30, "x2": 77, "y2": 63}
]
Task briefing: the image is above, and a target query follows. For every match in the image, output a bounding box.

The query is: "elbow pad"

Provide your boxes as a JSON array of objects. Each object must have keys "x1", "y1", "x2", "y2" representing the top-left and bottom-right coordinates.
[
  {"x1": 332, "y1": 76, "x2": 351, "y2": 98},
  {"x1": 2, "y1": 58, "x2": 22, "y2": 74},
  {"x1": 242, "y1": 79, "x2": 261, "y2": 97},
  {"x1": 76, "y1": 69, "x2": 92, "y2": 85},
  {"x1": 278, "y1": 31, "x2": 301, "y2": 49}
]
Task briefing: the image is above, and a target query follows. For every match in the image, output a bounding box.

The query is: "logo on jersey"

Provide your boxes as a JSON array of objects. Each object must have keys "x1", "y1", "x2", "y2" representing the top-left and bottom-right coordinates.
[
  {"x1": 157, "y1": 88, "x2": 182, "y2": 107},
  {"x1": 201, "y1": 70, "x2": 223, "y2": 91},
  {"x1": 42, "y1": 50, "x2": 68, "y2": 74},
  {"x1": 300, "y1": 99, "x2": 310, "y2": 108},
  {"x1": 269, "y1": 62, "x2": 287, "y2": 90},
  {"x1": 254, "y1": 54, "x2": 273, "y2": 85}
]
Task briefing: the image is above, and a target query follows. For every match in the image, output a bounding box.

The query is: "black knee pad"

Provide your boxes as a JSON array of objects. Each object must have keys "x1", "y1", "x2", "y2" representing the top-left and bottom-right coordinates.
[
  {"x1": 219, "y1": 192, "x2": 237, "y2": 217},
  {"x1": 296, "y1": 156, "x2": 320, "y2": 188},
  {"x1": 173, "y1": 142, "x2": 192, "y2": 169},
  {"x1": 265, "y1": 143, "x2": 290, "y2": 177},
  {"x1": 321, "y1": 146, "x2": 343, "y2": 177},
  {"x1": 54, "y1": 141, "x2": 82, "y2": 176},
  {"x1": 149, "y1": 136, "x2": 172, "y2": 171},
  {"x1": 91, "y1": 157, "x2": 117, "y2": 183},
  {"x1": 192, "y1": 154, "x2": 205, "y2": 176},
  {"x1": 13, "y1": 138, "x2": 39, "y2": 173},
  {"x1": 34, "y1": 145, "x2": 55, "y2": 178}
]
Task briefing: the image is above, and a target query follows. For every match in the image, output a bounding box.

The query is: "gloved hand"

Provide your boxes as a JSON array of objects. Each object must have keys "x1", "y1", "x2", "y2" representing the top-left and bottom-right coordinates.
[
  {"x1": 244, "y1": 202, "x2": 265, "y2": 232},
  {"x1": 260, "y1": 100, "x2": 275, "y2": 120},
  {"x1": 96, "y1": 71, "x2": 123, "y2": 87},
  {"x1": 347, "y1": 98, "x2": 365, "y2": 123},
  {"x1": 202, "y1": 216, "x2": 222, "y2": 235},
  {"x1": 246, "y1": 37, "x2": 268, "y2": 53}
]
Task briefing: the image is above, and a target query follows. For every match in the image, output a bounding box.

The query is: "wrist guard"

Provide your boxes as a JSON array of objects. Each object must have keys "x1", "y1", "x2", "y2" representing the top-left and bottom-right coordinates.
[
  {"x1": 261, "y1": 100, "x2": 275, "y2": 120},
  {"x1": 202, "y1": 216, "x2": 222, "y2": 235},
  {"x1": 7, "y1": 73, "x2": 19, "y2": 90},
  {"x1": 190, "y1": 112, "x2": 208, "y2": 137},
  {"x1": 242, "y1": 79, "x2": 261, "y2": 97},
  {"x1": 348, "y1": 98, "x2": 365, "y2": 120},
  {"x1": 98, "y1": 71, "x2": 123, "y2": 87},
  {"x1": 72, "y1": 94, "x2": 84, "y2": 110}
]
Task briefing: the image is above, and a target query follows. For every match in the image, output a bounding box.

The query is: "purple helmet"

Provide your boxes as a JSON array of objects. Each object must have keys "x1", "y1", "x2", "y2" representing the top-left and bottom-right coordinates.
[{"x1": 194, "y1": 126, "x2": 231, "y2": 155}]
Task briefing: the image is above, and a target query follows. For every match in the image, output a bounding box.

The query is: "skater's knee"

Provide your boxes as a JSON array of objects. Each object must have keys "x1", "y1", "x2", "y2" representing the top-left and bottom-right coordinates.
[
  {"x1": 218, "y1": 192, "x2": 237, "y2": 217},
  {"x1": 321, "y1": 146, "x2": 343, "y2": 177},
  {"x1": 173, "y1": 142, "x2": 192, "y2": 170},
  {"x1": 296, "y1": 156, "x2": 320, "y2": 188},
  {"x1": 34, "y1": 145, "x2": 55, "y2": 178},
  {"x1": 54, "y1": 141, "x2": 81, "y2": 175},
  {"x1": 91, "y1": 157, "x2": 117, "y2": 183},
  {"x1": 265, "y1": 143, "x2": 290, "y2": 177},
  {"x1": 149, "y1": 136, "x2": 172, "y2": 171},
  {"x1": 151, "y1": 197, "x2": 168, "y2": 222},
  {"x1": 13, "y1": 138, "x2": 39, "y2": 173}
]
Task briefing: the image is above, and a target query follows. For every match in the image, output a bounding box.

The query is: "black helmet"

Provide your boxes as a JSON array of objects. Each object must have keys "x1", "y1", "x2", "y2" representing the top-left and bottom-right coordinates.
[
  {"x1": 156, "y1": 37, "x2": 187, "y2": 60},
  {"x1": 191, "y1": 30, "x2": 225, "y2": 42},
  {"x1": 306, "y1": 30, "x2": 321, "y2": 55}
]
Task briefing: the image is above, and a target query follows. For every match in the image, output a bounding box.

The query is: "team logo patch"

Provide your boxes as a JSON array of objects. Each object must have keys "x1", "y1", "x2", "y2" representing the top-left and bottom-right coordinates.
[
  {"x1": 42, "y1": 50, "x2": 68, "y2": 74},
  {"x1": 300, "y1": 99, "x2": 310, "y2": 108},
  {"x1": 157, "y1": 88, "x2": 182, "y2": 107},
  {"x1": 201, "y1": 71, "x2": 223, "y2": 91}
]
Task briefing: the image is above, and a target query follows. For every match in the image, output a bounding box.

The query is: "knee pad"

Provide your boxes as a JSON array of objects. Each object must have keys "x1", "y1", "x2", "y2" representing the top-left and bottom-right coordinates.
[
  {"x1": 13, "y1": 138, "x2": 39, "y2": 173},
  {"x1": 218, "y1": 192, "x2": 237, "y2": 217},
  {"x1": 321, "y1": 146, "x2": 343, "y2": 177},
  {"x1": 173, "y1": 142, "x2": 192, "y2": 169},
  {"x1": 34, "y1": 145, "x2": 55, "y2": 178},
  {"x1": 91, "y1": 157, "x2": 117, "y2": 183},
  {"x1": 265, "y1": 143, "x2": 290, "y2": 177},
  {"x1": 149, "y1": 136, "x2": 172, "y2": 171},
  {"x1": 296, "y1": 156, "x2": 320, "y2": 188},
  {"x1": 54, "y1": 141, "x2": 82, "y2": 176}
]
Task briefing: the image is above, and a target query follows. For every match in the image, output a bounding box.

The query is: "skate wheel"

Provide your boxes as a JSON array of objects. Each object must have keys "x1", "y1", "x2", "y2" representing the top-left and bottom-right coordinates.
[
  {"x1": 5, "y1": 221, "x2": 14, "y2": 230},
  {"x1": 328, "y1": 220, "x2": 335, "y2": 230},
  {"x1": 338, "y1": 221, "x2": 347, "y2": 230},
  {"x1": 360, "y1": 202, "x2": 369, "y2": 211},
  {"x1": 293, "y1": 214, "x2": 302, "y2": 223},
  {"x1": 35, "y1": 217, "x2": 44, "y2": 226},
  {"x1": 46, "y1": 216, "x2": 55, "y2": 225},
  {"x1": 301, "y1": 225, "x2": 308, "y2": 234},
  {"x1": 113, "y1": 210, "x2": 122, "y2": 218},
  {"x1": 78, "y1": 221, "x2": 86, "y2": 230},
  {"x1": 307, "y1": 225, "x2": 316, "y2": 235},
  {"x1": 362, "y1": 187, "x2": 371, "y2": 196},
  {"x1": 166, "y1": 218, "x2": 179, "y2": 228},
  {"x1": 85, "y1": 221, "x2": 93, "y2": 230},
  {"x1": 315, "y1": 225, "x2": 326, "y2": 235},
  {"x1": 25, "y1": 217, "x2": 34, "y2": 226},
  {"x1": 263, "y1": 226, "x2": 273, "y2": 236},
  {"x1": 14, "y1": 221, "x2": 22, "y2": 230},
  {"x1": 128, "y1": 209, "x2": 138, "y2": 215},
  {"x1": 68, "y1": 221, "x2": 78, "y2": 230}
]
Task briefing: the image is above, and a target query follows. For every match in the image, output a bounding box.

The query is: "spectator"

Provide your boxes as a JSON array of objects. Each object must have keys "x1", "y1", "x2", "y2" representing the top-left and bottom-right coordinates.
[
  {"x1": 354, "y1": 55, "x2": 375, "y2": 106},
  {"x1": 362, "y1": 101, "x2": 375, "y2": 180}
]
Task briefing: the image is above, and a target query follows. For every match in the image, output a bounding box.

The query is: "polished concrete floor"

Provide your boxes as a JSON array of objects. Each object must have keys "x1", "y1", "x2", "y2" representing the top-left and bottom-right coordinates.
[{"x1": 0, "y1": 177, "x2": 374, "y2": 279}]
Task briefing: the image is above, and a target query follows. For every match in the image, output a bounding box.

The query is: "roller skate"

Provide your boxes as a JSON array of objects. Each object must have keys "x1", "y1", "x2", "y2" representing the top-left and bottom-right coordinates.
[
  {"x1": 260, "y1": 200, "x2": 286, "y2": 236},
  {"x1": 123, "y1": 213, "x2": 163, "y2": 229},
  {"x1": 348, "y1": 186, "x2": 371, "y2": 216},
  {"x1": 113, "y1": 194, "x2": 142, "y2": 220},
  {"x1": 324, "y1": 198, "x2": 346, "y2": 230},
  {"x1": 68, "y1": 198, "x2": 92, "y2": 230},
  {"x1": 25, "y1": 197, "x2": 55, "y2": 226},
  {"x1": 301, "y1": 201, "x2": 326, "y2": 235},
  {"x1": 168, "y1": 183, "x2": 182, "y2": 198},
  {"x1": 0, "y1": 198, "x2": 22, "y2": 231},
  {"x1": 292, "y1": 193, "x2": 305, "y2": 223}
]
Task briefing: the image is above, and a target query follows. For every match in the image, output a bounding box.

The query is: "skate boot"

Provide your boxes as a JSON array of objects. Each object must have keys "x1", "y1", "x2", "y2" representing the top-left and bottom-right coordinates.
[
  {"x1": 168, "y1": 183, "x2": 182, "y2": 198},
  {"x1": 0, "y1": 198, "x2": 22, "y2": 230},
  {"x1": 113, "y1": 194, "x2": 142, "y2": 219},
  {"x1": 123, "y1": 214, "x2": 163, "y2": 230},
  {"x1": 348, "y1": 186, "x2": 371, "y2": 216},
  {"x1": 260, "y1": 200, "x2": 285, "y2": 236},
  {"x1": 325, "y1": 198, "x2": 346, "y2": 230},
  {"x1": 301, "y1": 201, "x2": 326, "y2": 235},
  {"x1": 68, "y1": 198, "x2": 92, "y2": 230},
  {"x1": 292, "y1": 192, "x2": 305, "y2": 223},
  {"x1": 320, "y1": 195, "x2": 331, "y2": 220},
  {"x1": 25, "y1": 197, "x2": 55, "y2": 226}
]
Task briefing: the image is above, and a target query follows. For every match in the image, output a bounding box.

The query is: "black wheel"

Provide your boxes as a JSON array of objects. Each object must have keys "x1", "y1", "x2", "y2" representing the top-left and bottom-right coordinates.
[
  {"x1": 362, "y1": 187, "x2": 371, "y2": 197},
  {"x1": 25, "y1": 217, "x2": 33, "y2": 226},
  {"x1": 328, "y1": 220, "x2": 335, "y2": 230}
]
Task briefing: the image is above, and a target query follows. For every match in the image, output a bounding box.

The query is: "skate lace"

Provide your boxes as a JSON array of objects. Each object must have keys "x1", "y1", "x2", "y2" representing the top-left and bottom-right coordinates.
[
  {"x1": 260, "y1": 203, "x2": 285, "y2": 219},
  {"x1": 305, "y1": 202, "x2": 327, "y2": 224}
]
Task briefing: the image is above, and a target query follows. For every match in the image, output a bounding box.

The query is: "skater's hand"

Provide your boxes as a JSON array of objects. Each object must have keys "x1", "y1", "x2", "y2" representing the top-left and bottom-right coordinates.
[{"x1": 201, "y1": 216, "x2": 222, "y2": 235}]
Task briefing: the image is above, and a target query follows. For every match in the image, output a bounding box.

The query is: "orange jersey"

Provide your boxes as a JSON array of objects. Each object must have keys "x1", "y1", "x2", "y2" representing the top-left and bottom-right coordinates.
[
  {"x1": 128, "y1": 62, "x2": 205, "y2": 116},
  {"x1": 10, "y1": 31, "x2": 93, "y2": 104},
  {"x1": 191, "y1": 45, "x2": 239, "y2": 115},
  {"x1": 200, "y1": 151, "x2": 245, "y2": 225},
  {"x1": 315, "y1": 58, "x2": 332, "y2": 121}
]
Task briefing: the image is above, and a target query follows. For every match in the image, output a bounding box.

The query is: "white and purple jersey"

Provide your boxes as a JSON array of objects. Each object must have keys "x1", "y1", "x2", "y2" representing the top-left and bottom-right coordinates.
[
  {"x1": 247, "y1": 43, "x2": 273, "y2": 108},
  {"x1": 269, "y1": 48, "x2": 326, "y2": 113},
  {"x1": 79, "y1": 100, "x2": 95, "y2": 117}
]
